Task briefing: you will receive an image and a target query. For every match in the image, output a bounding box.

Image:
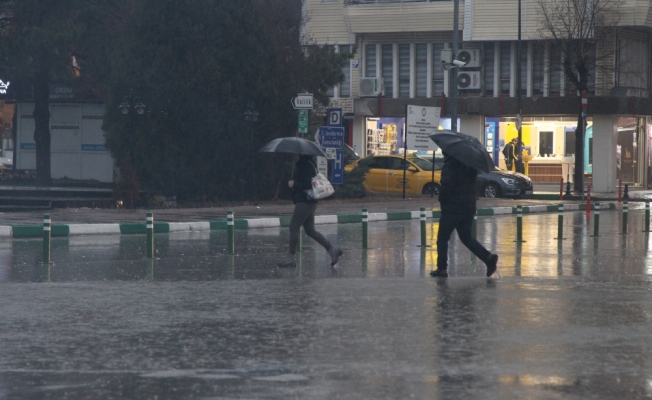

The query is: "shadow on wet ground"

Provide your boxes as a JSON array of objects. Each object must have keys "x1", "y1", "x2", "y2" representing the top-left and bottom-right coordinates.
[{"x1": 2, "y1": 210, "x2": 652, "y2": 399}]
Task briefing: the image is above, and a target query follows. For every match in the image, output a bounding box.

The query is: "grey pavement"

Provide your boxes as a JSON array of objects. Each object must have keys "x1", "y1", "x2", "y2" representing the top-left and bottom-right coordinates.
[{"x1": 2, "y1": 209, "x2": 652, "y2": 398}]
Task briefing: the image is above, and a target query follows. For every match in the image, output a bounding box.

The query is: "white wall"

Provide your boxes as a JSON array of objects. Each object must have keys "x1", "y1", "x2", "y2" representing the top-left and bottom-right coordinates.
[{"x1": 592, "y1": 115, "x2": 618, "y2": 192}]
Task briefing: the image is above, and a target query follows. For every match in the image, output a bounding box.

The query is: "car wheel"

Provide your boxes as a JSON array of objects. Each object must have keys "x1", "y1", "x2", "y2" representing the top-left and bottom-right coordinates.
[
  {"x1": 422, "y1": 183, "x2": 441, "y2": 195},
  {"x1": 483, "y1": 183, "x2": 500, "y2": 198}
]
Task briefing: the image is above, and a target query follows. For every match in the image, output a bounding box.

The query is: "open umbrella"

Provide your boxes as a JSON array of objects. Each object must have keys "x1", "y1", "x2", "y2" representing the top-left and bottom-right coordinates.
[
  {"x1": 259, "y1": 137, "x2": 327, "y2": 157},
  {"x1": 429, "y1": 130, "x2": 493, "y2": 173}
]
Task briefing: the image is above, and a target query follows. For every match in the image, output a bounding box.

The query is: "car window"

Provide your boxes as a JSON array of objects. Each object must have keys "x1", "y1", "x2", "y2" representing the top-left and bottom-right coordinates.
[
  {"x1": 411, "y1": 158, "x2": 434, "y2": 171},
  {"x1": 385, "y1": 158, "x2": 407, "y2": 170},
  {"x1": 360, "y1": 157, "x2": 386, "y2": 169}
]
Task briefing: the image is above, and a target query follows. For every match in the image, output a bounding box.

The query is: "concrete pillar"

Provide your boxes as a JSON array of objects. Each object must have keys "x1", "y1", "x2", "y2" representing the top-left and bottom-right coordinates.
[
  {"x1": 460, "y1": 115, "x2": 484, "y2": 141},
  {"x1": 592, "y1": 115, "x2": 618, "y2": 193},
  {"x1": 352, "y1": 116, "x2": 366, "y2": 157}
]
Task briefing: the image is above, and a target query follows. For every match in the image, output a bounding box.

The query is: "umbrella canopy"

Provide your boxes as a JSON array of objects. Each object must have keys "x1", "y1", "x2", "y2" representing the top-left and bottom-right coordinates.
[
  {"x1": 259, "y1": 137, "x2": 327, "y2": 157},
  {"x1": 429, "y1": 130, "x2": 494, "y2": 173}
]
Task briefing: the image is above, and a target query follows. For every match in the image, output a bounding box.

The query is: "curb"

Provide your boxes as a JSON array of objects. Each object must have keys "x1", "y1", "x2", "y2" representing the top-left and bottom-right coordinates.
[{"x1": 0, "y1": 202, "x2": 618, "y2": 239}]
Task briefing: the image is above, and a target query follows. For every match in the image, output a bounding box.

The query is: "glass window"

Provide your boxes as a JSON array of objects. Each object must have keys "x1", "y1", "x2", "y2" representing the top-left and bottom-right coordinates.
[
  {"x1": 532, "y1": 43, "x2": 544, "y2": 95},
  {"x1": 500, "y1": 42, "x2": 511, "y2": 95},
  {"x1": 398, "y1": 44, "x2": 410, "y2": 97},
  {"x1": 411, "y1": 157, "x2": 434, "y2": 170},
  {"x1": 483, "y1": 42, "x2": 495, "y2": 96},
  {"x1": 539, "y1": 131, "x2": 553, "y2": 156},
  {"x1": 415, "y1": 44, "x2": 428, "y2": 97},
  {"x1": 365, "y1": 44, "x2": 377, "y2": 77},
  {"x1": 382, "y1": 44, "x2": 394, "y2": 97},
  {"x1": 549, "y1": 47, "x2": 561, "y2": 96},
  {"x1": 519, "y1": 43, "x2": 527, "y2": 96},
  {"x1": 565, "y1": 129, "x2": 576, "y2": 157},
  {"x1": 432, "y1": 43, "x2": 445, "y2": 96},
  {"x1": 340, "y1": 45, "x2": 351, "y2": 97}
]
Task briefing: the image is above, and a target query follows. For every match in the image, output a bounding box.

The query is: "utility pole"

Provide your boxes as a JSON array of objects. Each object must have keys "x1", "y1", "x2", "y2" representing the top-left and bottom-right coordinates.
[{"x1": 451, "y1": 0, "x2": 459, "y2": 132}]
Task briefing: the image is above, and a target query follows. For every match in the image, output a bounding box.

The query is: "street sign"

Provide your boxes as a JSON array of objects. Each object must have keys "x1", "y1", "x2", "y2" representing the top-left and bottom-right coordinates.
[
  {"x1": 332, "y1": 149, "x2": 344, "y2": 185},
  {"x1": 324, "y1": 147, "x2": 337, "y2": 160},
  {"x1": 316, "y1": 156, "x2": 328, "y2": 177},
  {"x1": 327, "y1": 108, "x2": 342, "y2": 127},
  {"x1": 581, "y1": 90, "x2": 588, "y2": 110},
  {"x1": 298, "y1": 110, "x2": 308, "y2": 134},
  {"x1": 318, "y1": 126, "x2": 344, "y2": 149},
  {"x1": 515, "y1": 113, "x2": 522, "y2": 131},
  {"x1": 406, "y1": 105, "x2": 441, "y2": 151},
  {"x1": 291, "y1": 93, "x2": 313, "y2": 109}
]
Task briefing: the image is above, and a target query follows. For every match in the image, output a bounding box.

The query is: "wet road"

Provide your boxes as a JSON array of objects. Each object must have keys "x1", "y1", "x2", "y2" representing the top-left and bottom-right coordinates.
[{"x1": 2, "y1": 209, "x2": 652, "y2": 399}]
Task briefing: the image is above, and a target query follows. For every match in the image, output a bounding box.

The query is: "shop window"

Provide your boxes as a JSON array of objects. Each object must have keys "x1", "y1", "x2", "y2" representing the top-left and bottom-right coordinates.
[
  {"x1": 483, "y1": 42, "x2": 495, "y2": 96},
  {"x1": 340, "y1": 45, "x2": 351, "y2": 97},
  {"x1": 549, "y1": 48, "x2": 561, "y2": 96},
  {"x1": 415, "y1": 44, "x2": 427, "y2": 97},
  {"x1": 539, "y1": 131, "x2": 553, "y2": 156},
  {"x1": 432, "y1": 43, "x2": 445, "y2": 96},
  {"x1": 365, "y1": 44, "x2": 377, "y2": 77},
  {"x1": 382, "y1": 44, "x2": 394, "y2": 97},
  {"x1": 565, "y1": 129, "x2": 576, "y2": 157},
  {"x1": 398, "y1": 44, "x2": 410, "y2": 97}
]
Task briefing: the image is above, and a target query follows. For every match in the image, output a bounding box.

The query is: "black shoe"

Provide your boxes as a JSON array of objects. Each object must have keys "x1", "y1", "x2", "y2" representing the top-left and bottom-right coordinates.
[
  {"x1": 486, "y1": 254, "x2": 498, "y2": 277},
  {"x1": 430, "y1": 269, "x2": 449, "y2": 278}
]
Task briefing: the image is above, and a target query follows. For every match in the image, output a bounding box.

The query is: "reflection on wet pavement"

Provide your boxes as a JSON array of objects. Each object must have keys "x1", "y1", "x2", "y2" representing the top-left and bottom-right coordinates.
[{"x1": 2, "y1": 210, "x2": 652, "y2": 398}]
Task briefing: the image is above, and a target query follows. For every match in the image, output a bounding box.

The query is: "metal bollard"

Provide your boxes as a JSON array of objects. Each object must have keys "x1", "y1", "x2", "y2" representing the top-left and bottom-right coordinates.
[
  {"x1": 565, "y1": 179, "x2": 572, "y2": 198},
  {"x1": 555, "y1": 204, "x2": 564, "y2": 240},
  {"x1": 43, "y1": 214, "x2": 51, "y2": 264},
  {"x1": 622, "y1": 201, "x2": 628, "y2": 235},
  {"x1": 515, "y1": 205, "x2": 525, "y2": 242},
  {"x1": 618, "y1": 179, "x2": 622, "y2": 202},
  {"x1": 593, "y1": 202, "x2": 600, "y2": 237},
  {"x1": 645, "y1": 201, "x2": 650, "y2": 233},
  {"x1": 623, "y1": 184, "x2": 630, "y2": 200},
  {"x1": 146, "y1": 212, "x2": 154, "y2": 259},
  {"x1": 420, "y1": 207, "x2": 427, "y2": 247},
  {"x1": 362, "y1": 208, "x2": 368, "y2": 249},
  {"x1": 227, "y1": 210, "x2": 235, "y2": 255}
]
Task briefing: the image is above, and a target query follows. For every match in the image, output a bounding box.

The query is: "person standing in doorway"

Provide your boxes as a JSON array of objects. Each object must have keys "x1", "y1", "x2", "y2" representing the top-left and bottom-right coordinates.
[
  {"x1": 277, "y1": 154, "x2": 344, "y2": 268},
  {"x1": 430, "y1": 152, "x2": 499, "y2": 278},
  {"x1": 502, "y1": 138, "x2": 517, "y2": 171}
]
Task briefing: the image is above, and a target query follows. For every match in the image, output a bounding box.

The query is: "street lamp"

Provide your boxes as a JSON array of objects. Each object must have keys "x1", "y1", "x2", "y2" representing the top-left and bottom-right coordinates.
[{"x1": 244, "y1": 104, "x2": 259, "y2": 203}]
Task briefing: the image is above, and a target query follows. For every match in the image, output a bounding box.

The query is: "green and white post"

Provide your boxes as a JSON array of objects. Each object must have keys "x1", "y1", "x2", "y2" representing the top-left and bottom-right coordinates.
[
  {"x1": 362, "y1": 208, "x2": 368, "y2": 249},
  {"x1": 622, "y1": 201, "x2": 629, "y2": 235},
  {"x1": 555, "y1": 204, "x2": 565, "y2": 240},
  {"x1": 146, "y1": 212, "x2": 154, "y2": 259},
  {"x1": 515, "y1": 205, "x2": 525, "y2": 242},
  {"x1": 227, "y1": 210, "x2": 235, "y2": 255},
  {"x1": 420, "y1": 207, "x2": 427, "y2": 247},
  {"x1": 42, "y1": 214, "x2": 51, "y2": 264},
  {"x1": 593, "y1": 202, "x2": 600, "y2": 237}
]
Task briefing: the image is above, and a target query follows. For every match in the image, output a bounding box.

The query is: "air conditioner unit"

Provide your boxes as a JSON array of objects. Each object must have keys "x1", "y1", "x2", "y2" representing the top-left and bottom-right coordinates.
[
  {"x1": 457, "y1": 49, "x2": 482, "y2": 68},
  {"x1": 359, "y1": 77, "x2": 384, "y2": 97},
  {"x1": 457, "y1": 71, "x2": 482, "y2": 90}
]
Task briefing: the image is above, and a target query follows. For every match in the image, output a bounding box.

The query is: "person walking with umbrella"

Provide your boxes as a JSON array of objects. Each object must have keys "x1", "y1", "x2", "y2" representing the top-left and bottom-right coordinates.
[
  {"x1": 429, "y1": 131, "x2": 499, "y2": 278},
  {"x1": 260, "y1": 137, "x2": 343, "y2": 268}
]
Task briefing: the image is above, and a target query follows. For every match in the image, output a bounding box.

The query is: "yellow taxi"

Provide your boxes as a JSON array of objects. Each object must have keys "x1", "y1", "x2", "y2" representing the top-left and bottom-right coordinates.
[{"x1": 345, "y1": 154, "x2": 442, "y2": 195}]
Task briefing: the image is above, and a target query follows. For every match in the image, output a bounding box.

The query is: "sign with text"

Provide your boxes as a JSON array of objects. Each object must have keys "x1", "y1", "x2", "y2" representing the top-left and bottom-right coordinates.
[
  {"x1": 298, "y1": 110, "x2": 308, "y2": 134},
  {"x1": 406, "y1": 105, "x2": 441, "y2": 151},
  {"x1": 291, "y1": 93, "x2": 313, "y2": 109},
  {"x1": 327, "y1": 108, "x2": 342, "y2": 127},
  {"x1": 332, "y1": 149, "x2": 344, "y2": 184},
  {"x1": 318, "y1": 126, "x2": 344, "y2": 149},
  {"x1": 316, "y1": 156, "x2": 328, "y2": 177}
]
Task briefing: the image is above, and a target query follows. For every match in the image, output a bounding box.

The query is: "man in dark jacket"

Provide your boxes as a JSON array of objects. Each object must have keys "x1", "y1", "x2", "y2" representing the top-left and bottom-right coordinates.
[
  {"x1": 430, "y1": 152, "x2": 499, "y2": 278},
  {"x1": 502, "y1": 138, "x2": 517, "y2": 171}
]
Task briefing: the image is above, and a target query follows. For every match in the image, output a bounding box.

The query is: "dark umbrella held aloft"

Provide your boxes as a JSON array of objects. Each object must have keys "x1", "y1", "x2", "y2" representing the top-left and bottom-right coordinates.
[
  {"x1": 259, "y1": 137, "x2": 327, "y2": 157},
  {"x1": 429, "y1": 130, "x2": 494, "y2": 173}
]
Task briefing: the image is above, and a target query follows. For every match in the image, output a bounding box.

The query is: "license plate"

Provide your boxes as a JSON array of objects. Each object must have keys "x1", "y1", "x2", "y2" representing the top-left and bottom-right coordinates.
[{"x1": 525, "y1": 190, "x2": 533, "y2": 195}]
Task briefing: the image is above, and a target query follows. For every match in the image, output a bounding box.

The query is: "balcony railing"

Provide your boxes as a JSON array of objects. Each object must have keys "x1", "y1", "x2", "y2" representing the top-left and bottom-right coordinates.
[{"x1": 344, "y1": 0, "x2": 450, "y2": 5}]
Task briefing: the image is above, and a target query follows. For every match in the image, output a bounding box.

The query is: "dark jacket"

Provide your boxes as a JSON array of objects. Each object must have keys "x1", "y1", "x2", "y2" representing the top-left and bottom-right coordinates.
[
  {"x1": 291, "y1": 156, "x2": 318, "y2": 204},
  {"x1": 438, "y1": 155, "x2": 477, "y2": 214}
]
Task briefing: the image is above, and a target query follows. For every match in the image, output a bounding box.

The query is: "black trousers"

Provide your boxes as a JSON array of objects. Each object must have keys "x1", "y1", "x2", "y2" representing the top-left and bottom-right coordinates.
[
  {"x1": 436, "y1": 211, "x2": 491, "y2": 269},
  {"x1": 288, "y1": 201, "x2": 332, "y2": 255}
]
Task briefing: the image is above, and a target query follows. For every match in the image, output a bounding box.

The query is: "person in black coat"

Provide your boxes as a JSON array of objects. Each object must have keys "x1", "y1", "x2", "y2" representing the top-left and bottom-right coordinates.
[
  {"x1": 430, "y1": 152, "x2": 499, "y2": 278},
  {"x1": 277, "y1": 154, "x2": 343, "y2": 268}
]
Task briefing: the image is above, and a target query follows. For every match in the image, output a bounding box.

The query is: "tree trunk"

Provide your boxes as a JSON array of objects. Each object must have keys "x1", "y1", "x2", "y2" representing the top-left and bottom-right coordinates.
[
  {"x1": 573, "y1": 109, "x2": 585, "y2": 194},
  {"x1": 33, "y1": 67, "x2": 51, "y2": 186}
]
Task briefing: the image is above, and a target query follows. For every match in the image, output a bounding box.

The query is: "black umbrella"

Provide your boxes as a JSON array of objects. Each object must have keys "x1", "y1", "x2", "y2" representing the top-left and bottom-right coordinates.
[
  {"x1": 429, "y1": 130, "x2": 493, "y2": 173},
  {"x1": 259, "y1": 137, "x2": 327, "y2": 157}
]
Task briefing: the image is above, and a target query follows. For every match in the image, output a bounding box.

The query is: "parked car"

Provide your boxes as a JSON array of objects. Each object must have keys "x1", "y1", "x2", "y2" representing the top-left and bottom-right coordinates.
[
  {"x1": 344, "y1": 154, "x2": 442, "y2": 195},
  {"x1": 417, "y1": 156, "x2": 534, "y2": 198}
]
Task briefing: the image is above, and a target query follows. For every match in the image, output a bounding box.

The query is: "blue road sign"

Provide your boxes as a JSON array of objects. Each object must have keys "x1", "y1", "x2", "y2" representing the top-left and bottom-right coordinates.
[
  {"x1": 318, "y1": 126, "x2": 344, "y2": 149},
  {"x1": 332, "y1": 149, "x2": 344, "y2": 185},
  {"x1": 327, "y1": 108, "x2": 343, "y2": 127}
]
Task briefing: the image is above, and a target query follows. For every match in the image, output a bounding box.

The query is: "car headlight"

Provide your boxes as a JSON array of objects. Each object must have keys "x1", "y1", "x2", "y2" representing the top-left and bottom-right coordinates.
[{"x1": 501, "y1": 177, "x2": 516, "y2": 185}]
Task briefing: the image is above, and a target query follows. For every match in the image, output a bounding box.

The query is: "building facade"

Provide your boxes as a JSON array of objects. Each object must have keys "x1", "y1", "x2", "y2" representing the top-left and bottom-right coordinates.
[{"x1": 304, "y1": 0, "x2": 652, "y2": 192}]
